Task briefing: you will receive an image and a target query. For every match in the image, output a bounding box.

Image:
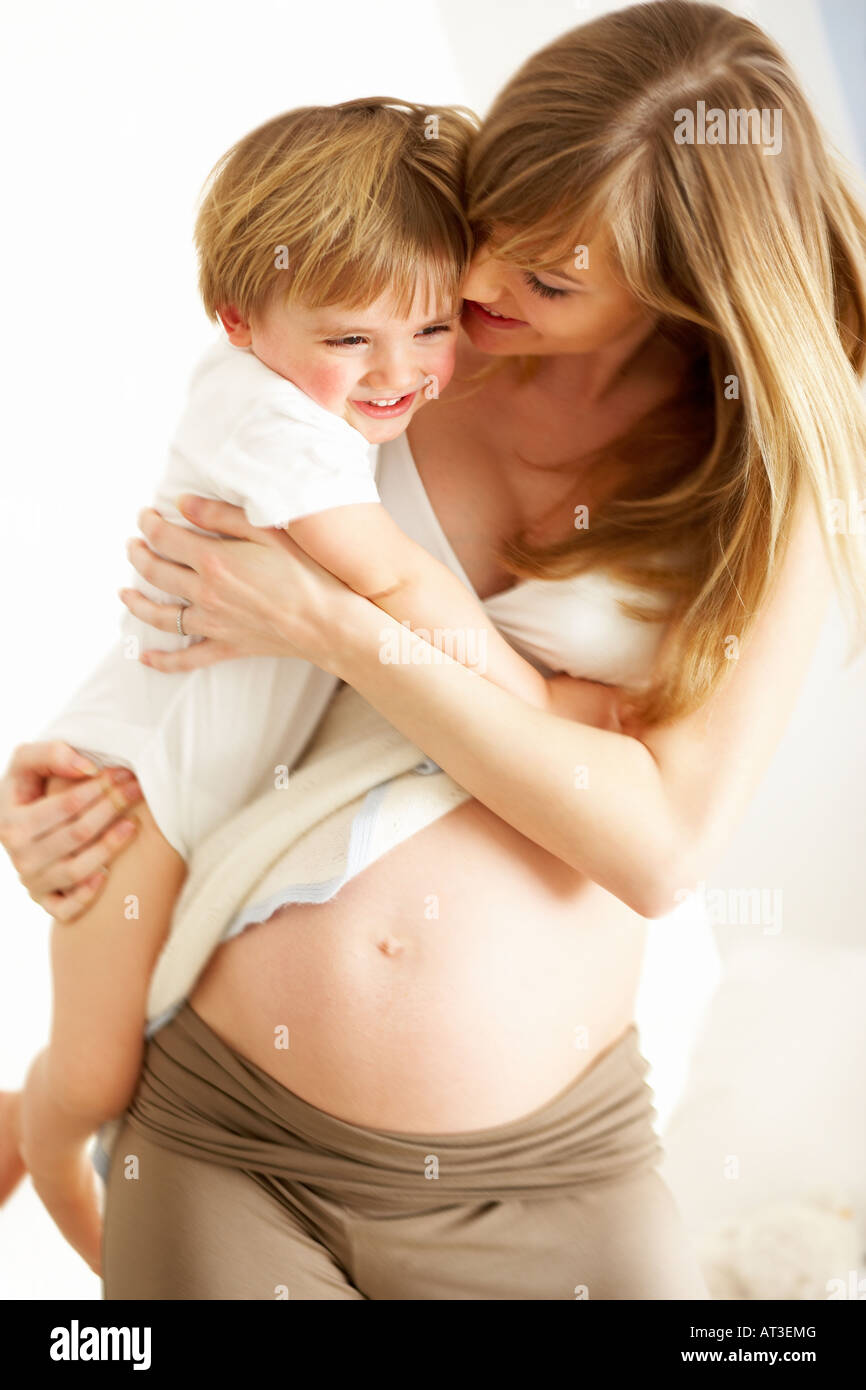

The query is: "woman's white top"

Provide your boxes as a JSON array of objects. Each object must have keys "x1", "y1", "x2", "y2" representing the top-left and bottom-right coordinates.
[{"x1": 379, "y1": 432, "x2": 673, "y2": 684}]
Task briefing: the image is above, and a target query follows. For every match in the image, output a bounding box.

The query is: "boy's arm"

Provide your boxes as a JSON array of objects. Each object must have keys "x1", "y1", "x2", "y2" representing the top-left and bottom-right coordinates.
[{"x1": 288, "y1": 504, "x2": 552, "y2": 710}]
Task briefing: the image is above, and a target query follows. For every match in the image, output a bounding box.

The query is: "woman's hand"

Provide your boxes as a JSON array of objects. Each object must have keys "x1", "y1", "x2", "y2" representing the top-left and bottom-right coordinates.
[
  {"x1": 0, "y1": 746, "x2": 143, "y2": 921},
  {"x1": 120, "y1": 496, "x2": 366, "y2": 675}
]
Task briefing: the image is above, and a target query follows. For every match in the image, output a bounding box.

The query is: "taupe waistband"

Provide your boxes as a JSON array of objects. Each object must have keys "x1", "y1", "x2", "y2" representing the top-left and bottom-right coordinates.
[{"x1": 122, "y1": 1004, "x2": 662, "y2": 1208}]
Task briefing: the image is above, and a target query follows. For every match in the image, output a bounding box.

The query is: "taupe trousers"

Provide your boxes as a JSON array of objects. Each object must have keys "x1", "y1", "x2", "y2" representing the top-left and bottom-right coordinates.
[{"x1": 101, "y1": 1004, "x2": 709, "y2": 1300}]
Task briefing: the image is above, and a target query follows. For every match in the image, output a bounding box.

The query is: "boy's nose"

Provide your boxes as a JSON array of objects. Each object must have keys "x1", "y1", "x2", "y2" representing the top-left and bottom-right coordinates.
[{"x1": 363, "y1": 357, "x2": 419, "y2": 396}]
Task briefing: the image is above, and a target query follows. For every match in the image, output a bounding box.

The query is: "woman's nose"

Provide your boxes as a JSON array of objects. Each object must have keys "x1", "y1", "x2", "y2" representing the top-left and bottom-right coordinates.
[{"x1": 463, "y1": 246, "x2": 504, "y2": 304}]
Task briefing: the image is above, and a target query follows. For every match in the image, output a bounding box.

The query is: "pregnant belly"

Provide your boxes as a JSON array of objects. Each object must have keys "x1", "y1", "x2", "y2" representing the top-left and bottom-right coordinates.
[{"x1": 188, "y1": 798, "x2": 649, "y2": 1131}]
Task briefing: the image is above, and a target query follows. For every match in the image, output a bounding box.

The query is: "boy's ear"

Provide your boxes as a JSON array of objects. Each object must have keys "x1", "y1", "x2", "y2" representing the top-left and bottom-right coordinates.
[{"x1": 217, "y1": 305, "x2": 253, "y2": 346}]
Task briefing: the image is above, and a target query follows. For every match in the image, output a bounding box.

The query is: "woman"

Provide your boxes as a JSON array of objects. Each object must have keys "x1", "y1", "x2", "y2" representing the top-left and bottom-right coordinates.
[{"x1": 3, "y1": 1, "x2": 865, "y2": 1298}]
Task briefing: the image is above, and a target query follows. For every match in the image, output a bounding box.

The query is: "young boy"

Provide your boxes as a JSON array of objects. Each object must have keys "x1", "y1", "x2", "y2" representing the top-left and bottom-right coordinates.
[{"x1": 2, "y1": 99, "x2": 553, "y2": 1272}]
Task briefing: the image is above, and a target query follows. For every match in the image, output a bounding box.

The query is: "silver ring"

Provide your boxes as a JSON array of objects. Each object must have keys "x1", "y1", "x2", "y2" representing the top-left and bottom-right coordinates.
[{"x1": 177, "y1": 604, "x2": 188, "y2": 637}]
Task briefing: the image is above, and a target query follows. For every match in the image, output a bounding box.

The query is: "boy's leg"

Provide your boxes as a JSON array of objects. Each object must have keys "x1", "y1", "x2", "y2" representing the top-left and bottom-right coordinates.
[
  {"x1": 0, "y1": 1091, "x2": 26, "y2": 1202},
  {"x1": 44, "y1": 796, "x2": 186, "y2": 1116},
  {"x1": 19, "y1": 796, "x2": 186, "y2": 1272}
]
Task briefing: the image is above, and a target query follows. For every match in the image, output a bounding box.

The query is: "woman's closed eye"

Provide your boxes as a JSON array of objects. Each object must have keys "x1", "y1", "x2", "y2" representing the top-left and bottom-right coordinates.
[{"x1": 523, "y1": 272, "x2": 570, "y2": 300}]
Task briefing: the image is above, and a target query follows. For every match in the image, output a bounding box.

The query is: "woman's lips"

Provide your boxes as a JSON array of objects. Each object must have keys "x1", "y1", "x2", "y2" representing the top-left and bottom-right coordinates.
[
  {"x1": 352, "y1": 391, "x2": 417, "y2": 419},
  {"x1": 465, "y1": 300, "x2": 529, "y2": 330}
]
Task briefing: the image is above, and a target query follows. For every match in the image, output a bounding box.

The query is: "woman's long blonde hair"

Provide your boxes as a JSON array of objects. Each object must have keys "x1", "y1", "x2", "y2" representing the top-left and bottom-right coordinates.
[{"x1": 466, "y1": 0, "x2": 866, "y2": 725}]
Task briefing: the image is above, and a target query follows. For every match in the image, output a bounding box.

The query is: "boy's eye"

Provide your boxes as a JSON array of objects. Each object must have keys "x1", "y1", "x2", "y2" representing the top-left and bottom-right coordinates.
[
  {"x1": 523, "y1": 272, "x2": 569, "y2": 300},
  {"x1": 324, "y1": 322, "x2": 453, "y2": 348}
]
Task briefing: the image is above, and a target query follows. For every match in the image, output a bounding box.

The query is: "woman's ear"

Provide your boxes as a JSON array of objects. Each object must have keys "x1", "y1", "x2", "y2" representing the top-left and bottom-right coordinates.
[{"x1": 217, "y1": 305, "x2": 253, "y2": 346}]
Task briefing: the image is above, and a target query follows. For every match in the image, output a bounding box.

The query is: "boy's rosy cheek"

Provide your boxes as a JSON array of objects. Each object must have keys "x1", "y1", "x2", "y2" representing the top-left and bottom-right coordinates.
[
  {"x1": 427, "y1": 344, "x2": 458, "y2": 392},
  {"x1": 296, "y1": 362, "x2": 355, "y2": 406}
]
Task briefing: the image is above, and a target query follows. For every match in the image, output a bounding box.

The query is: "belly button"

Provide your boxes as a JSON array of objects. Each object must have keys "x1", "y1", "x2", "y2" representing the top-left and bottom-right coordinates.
[{"x1": 376, "y1": 935, "x2": 404, "y2": 958}]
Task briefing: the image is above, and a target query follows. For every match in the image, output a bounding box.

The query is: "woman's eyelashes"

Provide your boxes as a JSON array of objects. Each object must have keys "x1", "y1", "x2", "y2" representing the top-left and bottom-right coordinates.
[
  {"x1": 523, "y1": 271, "x2": 570, "y2": 300},
  {"x1": 324, "y1": 324, "x2": 454, "y2": 349}
]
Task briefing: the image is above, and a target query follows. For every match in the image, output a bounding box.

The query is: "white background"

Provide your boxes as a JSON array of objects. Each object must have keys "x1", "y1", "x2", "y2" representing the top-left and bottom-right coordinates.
[{"x1": 0, "y1": 0, "x2": 863, "y2": 1298}]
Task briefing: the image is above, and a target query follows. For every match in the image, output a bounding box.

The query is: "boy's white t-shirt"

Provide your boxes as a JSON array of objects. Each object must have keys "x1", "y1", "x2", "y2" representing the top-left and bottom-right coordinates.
[
  {"x1": 163, "y1": 333, "x2": 380, "y2": 527},
  {"x1": 38, "y1": 334, "x2": 381, "y2": 860}
]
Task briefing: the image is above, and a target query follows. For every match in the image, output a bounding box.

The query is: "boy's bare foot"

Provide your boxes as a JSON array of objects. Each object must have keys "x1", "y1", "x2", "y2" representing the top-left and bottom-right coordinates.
[{"x1": 0, "y1": 1091, "x2": 26, "y2": 1204}]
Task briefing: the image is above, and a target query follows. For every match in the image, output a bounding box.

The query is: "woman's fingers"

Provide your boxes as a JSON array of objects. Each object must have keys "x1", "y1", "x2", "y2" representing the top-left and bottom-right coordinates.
[
  {"x1": 1, "y1": 741, "x2": 102, "y2": 822},
  {"x1": 8, "y1": 740, "x2": 100, "y2": 788},
  {"x1": 16, "y1": 781, "x2": 142, "y2": 885},
  {"x1": 141, "y1": 640, "x2": 237, "y2": 673},
  {"x1": 117, "y1": 590, "x2": 239, "y2": 669},
  {"x1": 119, "y1": 585, "x2": 199, "y2": 636},
  {"x1": 0, "y1": 751, "x2": 145, "y2": 917},
  {"x1": 3, "y1": 769, "x2": 138, "y2": 862},
  {"x1": 135, "y1": 498, "x2": 258, "y2": 572},
  {"x1": 39, "y1": 878, "x2": 109, "y2": 924},
  {"x1": 1, "y1": 775, "x2": 101, "y2": 854},
  {"x1": 26, "y1": 813, "x2": 144, "y2": 920},
  {"x1": 53, "y1": 813, "x2": 142, "y2": 893},
  {"x1": 174, "y1": 494, "x2": 259, "y2": 538},
  {"x1": 127, "y1": 500, "x2": 275, "y2": 605},
  {"x1": 125, "y1": 537, "x2": 199, "y2": 603},
  {"x1": 124, "y1": 498, "x2": 347, "y2": 667}
]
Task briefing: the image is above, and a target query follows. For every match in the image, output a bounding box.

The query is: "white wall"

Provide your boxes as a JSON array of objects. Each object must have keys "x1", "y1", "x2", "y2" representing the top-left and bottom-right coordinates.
[{"x1": 0, "y1": 0, "x2": 863, "y2": 1298}]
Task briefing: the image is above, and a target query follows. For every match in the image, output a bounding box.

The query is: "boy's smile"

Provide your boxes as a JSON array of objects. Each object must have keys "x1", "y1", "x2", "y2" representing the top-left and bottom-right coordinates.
[{"x1": 351, "y1": 391, "x2": 419, "y2": 421}]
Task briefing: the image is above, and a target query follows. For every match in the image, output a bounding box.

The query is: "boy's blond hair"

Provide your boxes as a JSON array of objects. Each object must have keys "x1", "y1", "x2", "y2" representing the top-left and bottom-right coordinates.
[{"x1": 194, "y1": 98, "x2": 478, "y2": 325}]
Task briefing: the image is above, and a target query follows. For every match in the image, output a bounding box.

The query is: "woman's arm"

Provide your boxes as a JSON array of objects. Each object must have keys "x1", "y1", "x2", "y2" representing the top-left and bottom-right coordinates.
[
  {"x1": 335, "y1": 486, "x2": 832, "y2": 915},
  {"x1": 121, "y1": 489, "x2": 832, "y2": 918}
]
